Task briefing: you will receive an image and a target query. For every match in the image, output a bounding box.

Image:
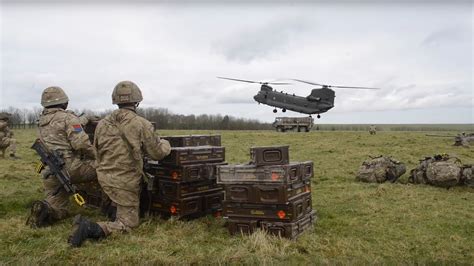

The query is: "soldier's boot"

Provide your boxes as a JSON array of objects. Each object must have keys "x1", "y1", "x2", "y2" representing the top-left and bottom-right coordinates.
[
  {"x1": 101, "y1": 203, "x2": 117, "y2": 222},
  {"x1": 26, "y1": 200, "x2": 54, "y2": 228},
  {"x1": 68, "y1": 215, "x2": 105, "y2": 247}
]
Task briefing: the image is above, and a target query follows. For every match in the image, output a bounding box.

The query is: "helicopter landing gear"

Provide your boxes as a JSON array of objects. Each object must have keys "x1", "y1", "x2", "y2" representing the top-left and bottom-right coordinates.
[
  {"x1": 317, "y1": 114, "x2": 321, "y2": 119},
  {"x1": 282, "y1": 108, "x2": 286, "y2": 113},
  {"x1": 273, "y1": 109, "x2": 277, "y2": 113}
]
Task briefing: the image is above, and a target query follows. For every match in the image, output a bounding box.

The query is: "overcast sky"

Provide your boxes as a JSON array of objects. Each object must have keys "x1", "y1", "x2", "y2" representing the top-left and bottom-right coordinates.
[{"x1": 0, "y1": 1, "x2": 472, "y2": 123}]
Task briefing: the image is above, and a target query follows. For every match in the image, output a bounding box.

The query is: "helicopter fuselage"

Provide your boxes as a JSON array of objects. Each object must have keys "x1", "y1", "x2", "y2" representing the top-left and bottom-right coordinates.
[{"x1": 253, "y1": 85, "x2": 335, "y2": 115}]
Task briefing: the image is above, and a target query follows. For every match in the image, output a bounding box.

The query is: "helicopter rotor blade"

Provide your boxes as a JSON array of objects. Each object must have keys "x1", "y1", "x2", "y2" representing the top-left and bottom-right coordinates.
[
  {"x1": 330, "y1": 85, "x2": 380, "y2": 90},
  {"x1": 265, "y1": 82, "x2": 292, "y2": 85},
  {"x1": 292, "y1": 79, "x2": 380, "y2": 90},
  {"x1": 291, "y1": 79, "x2": 325, "y2": 86},
  {"x1": 217, "y1": 77, "x2": 260, "y2": 84},
  {"x1": 217, "y1": 76, "x2": 291, "y2": 85}
]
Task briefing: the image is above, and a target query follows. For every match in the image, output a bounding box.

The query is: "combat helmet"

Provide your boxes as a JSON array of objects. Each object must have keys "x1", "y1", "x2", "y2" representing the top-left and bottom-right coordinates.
[
  {"x1": 41, "y1": 86, "x2": 69, "y2": 107},
  {"x1": 0, "y1": 112, "x2": 11, "y2": 121},
  {"x1": 112, "y1": 81, "x2": 143, "y2": 105}
]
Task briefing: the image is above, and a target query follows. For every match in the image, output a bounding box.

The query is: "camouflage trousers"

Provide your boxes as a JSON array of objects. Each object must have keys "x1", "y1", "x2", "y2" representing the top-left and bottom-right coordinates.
[
  {"x1": 97, "y1": 204, "x2": 140, "y2": 236},
  {"x1": 0, "y1": 137, "x2": 16, "y2": 157},
  {"x1": 42, "y1": 158, "x2": 97, "y2": 220}
]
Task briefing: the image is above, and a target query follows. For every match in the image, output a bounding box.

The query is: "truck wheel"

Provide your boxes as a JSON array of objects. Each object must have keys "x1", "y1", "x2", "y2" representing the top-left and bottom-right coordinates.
[
  {"x1": 305, "y1": 127, "x2": 310, "y2": 132},
  {"x1": 297, "y1": 126, "x2": 301, "y2": 132}
]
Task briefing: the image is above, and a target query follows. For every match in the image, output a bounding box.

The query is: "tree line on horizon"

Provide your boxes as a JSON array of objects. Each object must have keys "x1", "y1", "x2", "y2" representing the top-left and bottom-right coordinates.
[
  {"x1": 0, "y1": 106, "x2": 272, "y2": 130},
  {"x1": 1, "y1": 106, "x2": 472, "y2": 132}
]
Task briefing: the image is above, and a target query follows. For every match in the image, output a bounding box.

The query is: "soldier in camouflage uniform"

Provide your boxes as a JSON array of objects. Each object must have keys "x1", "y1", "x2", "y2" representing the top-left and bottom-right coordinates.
[
  {"x1": 69, "y1": 81, "x2": 171, "y2": 247},
  {"x1": 0, "y1": 112, "x2": 17, "y2": 159},
  {"x1": 26, "y1": 86, "x2": 98, "y2": 228},
  {"x1": 369, "y1": 125, "x2": 377, "y2": 135}
]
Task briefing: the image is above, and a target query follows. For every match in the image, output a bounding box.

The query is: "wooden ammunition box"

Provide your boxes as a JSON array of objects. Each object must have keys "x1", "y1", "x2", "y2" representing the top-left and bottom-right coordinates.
[
  {"x1": 156, "y1": 179, "x2": 222, "y2": 199},
  {"x1": 145, "y1": 189, "x2": 224, "y2": 219},
  {"x1": 160, "y1": 146, "x2": 225, "y2": 166},
  {"x1": 162, "y1": 135, "x2": 222, "y2": 147},
  {"x1": 226, "y1": 210, "x2": 316, "y2": 239},
  {"x1": 145, "y1": 162, "x2": 228, "y2": 182},
  {"x1": 260, "y1": 210, "x2": 316, "y2": 239},
  {"x1": 250, "y1": 146, "x2": 289, "y2": 166},
  {"x1": 217, "y1": 162, "x2": 313, "y2": 184},
  {"x1": 223, "y1": 191, "x2": 312, "y2": 222},
  {"x1": 224, "y1": 181, "x2": 310, "y2": 204}
]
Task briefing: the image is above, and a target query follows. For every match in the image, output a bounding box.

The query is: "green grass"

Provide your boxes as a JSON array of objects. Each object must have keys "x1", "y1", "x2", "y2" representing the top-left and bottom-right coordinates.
[{"x1": 0, "y1": 129, "x2": 473, "y2": 264}]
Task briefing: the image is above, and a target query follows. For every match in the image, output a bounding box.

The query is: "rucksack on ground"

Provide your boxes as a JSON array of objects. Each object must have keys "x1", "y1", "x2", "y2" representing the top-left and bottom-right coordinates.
[
  {"x1": 409, "y1": 154, "x2": 463, "y2": 188},
  {"x1": 356, "y1": 156, "x2": 406, "y2": 183}
]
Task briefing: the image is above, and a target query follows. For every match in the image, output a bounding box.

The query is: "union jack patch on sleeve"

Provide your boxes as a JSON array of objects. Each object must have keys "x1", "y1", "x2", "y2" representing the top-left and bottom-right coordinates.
[{"x1": 72, "y1": 124, "x2": 83, "y2": 132}]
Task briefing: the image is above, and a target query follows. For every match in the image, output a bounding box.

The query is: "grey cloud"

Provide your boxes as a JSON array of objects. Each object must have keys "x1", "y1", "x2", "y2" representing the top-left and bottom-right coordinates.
[
  {"x1": 214, "y1": 18, "x2": 312, "y2": 63},
  {"x1": 422, "y1": 26, "x2": 471, "y2": 47}
]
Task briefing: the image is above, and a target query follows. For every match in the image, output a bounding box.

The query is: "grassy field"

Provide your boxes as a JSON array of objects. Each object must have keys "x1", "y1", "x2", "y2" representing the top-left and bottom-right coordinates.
[{"x1": 0, "y1": 129, "x2": 473, "y2": 264}]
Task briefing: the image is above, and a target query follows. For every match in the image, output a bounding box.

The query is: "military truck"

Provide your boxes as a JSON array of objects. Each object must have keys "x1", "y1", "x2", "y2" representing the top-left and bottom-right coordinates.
[{"x1": 272, "y1": 117, "x2": 313, "y2": 132}]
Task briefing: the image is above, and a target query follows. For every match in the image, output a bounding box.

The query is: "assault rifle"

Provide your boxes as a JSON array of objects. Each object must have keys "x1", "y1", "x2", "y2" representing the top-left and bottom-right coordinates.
[{"x1": 31, "y1": 138, "x2": 86, "y2": 206}]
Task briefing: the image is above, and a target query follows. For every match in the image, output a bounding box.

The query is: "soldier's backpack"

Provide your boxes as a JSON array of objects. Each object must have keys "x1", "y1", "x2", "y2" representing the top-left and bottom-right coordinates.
[
  {"x1": 461, "y1": 165, "x2": 474, "y2": 187},
  {"x1": 409, "y1": 154, "x2": 462, "y2": 188},
  {"x1": 356, "y1": 156, "x2": 406, "y2": 183}
]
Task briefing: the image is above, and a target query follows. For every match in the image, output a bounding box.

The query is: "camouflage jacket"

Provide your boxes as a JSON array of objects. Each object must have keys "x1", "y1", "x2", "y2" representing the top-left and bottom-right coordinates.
[
  {"x1": 0, "y1": 120, "x2": 13, "y2": 140},
  {"x1": 38, "y1": 108, "x2": 93, "y2": 159},
  {"x1": 94, "y1": 108, "x2": 171, "y2": 207}
]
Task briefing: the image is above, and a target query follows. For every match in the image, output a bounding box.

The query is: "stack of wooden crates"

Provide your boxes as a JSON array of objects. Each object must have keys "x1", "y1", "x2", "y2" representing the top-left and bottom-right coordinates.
[
  {"x1": 141, "y1": 135, "x2": 227, "y2": 219},
  {"x1": 217, "y1": 146, "x2": 316, "y2": 239}
]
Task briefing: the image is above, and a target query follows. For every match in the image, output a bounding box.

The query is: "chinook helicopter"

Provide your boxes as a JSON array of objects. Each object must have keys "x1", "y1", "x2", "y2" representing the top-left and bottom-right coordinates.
[{"x1": 217, "y1": 77, "x2": 379, "y2": 118}]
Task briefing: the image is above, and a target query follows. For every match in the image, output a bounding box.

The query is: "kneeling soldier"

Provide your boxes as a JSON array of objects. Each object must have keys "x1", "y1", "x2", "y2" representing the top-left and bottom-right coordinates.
[
  {"x1": 0, "y1": 112, "x2": 18, "y2": 159},
  {"x1": 27, "y1": 86, "x2": 97, "y2": 228},
  {"x1": 69, "y1": 81, "x2": 171, "y2": 247}
]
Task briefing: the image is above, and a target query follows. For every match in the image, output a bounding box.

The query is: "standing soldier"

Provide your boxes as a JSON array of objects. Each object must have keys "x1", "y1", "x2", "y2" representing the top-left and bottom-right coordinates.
[
  {"x1": 0, "y1": 112, "x2": 18, "y2": 159},
  {"x1": 69, "y1": 81, "x2": 171, "y2": 247},
  {"x1": 26, "y1": 86, "x2": 97, "y2": 228},
  {"x1": 369, "y1": 125, "x2": 377, "y2": 135}
]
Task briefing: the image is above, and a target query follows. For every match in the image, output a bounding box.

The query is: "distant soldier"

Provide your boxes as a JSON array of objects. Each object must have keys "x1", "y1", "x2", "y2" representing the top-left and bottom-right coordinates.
[
  {"x1": 69, "y1": 81, "x2": 171, "y2": 247},
  {"x1": 356, "y1": 156, "x2": 406, "y2": 183},
  {"x1": 369, "y1": 125, "x2": 377, "y2": 135},
  {"x1": 0, "y1": 112, "x2": 17, "y2": 159},
  {"x1": 26, "y1": 86, "x2": 98, "y2": 228}
]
